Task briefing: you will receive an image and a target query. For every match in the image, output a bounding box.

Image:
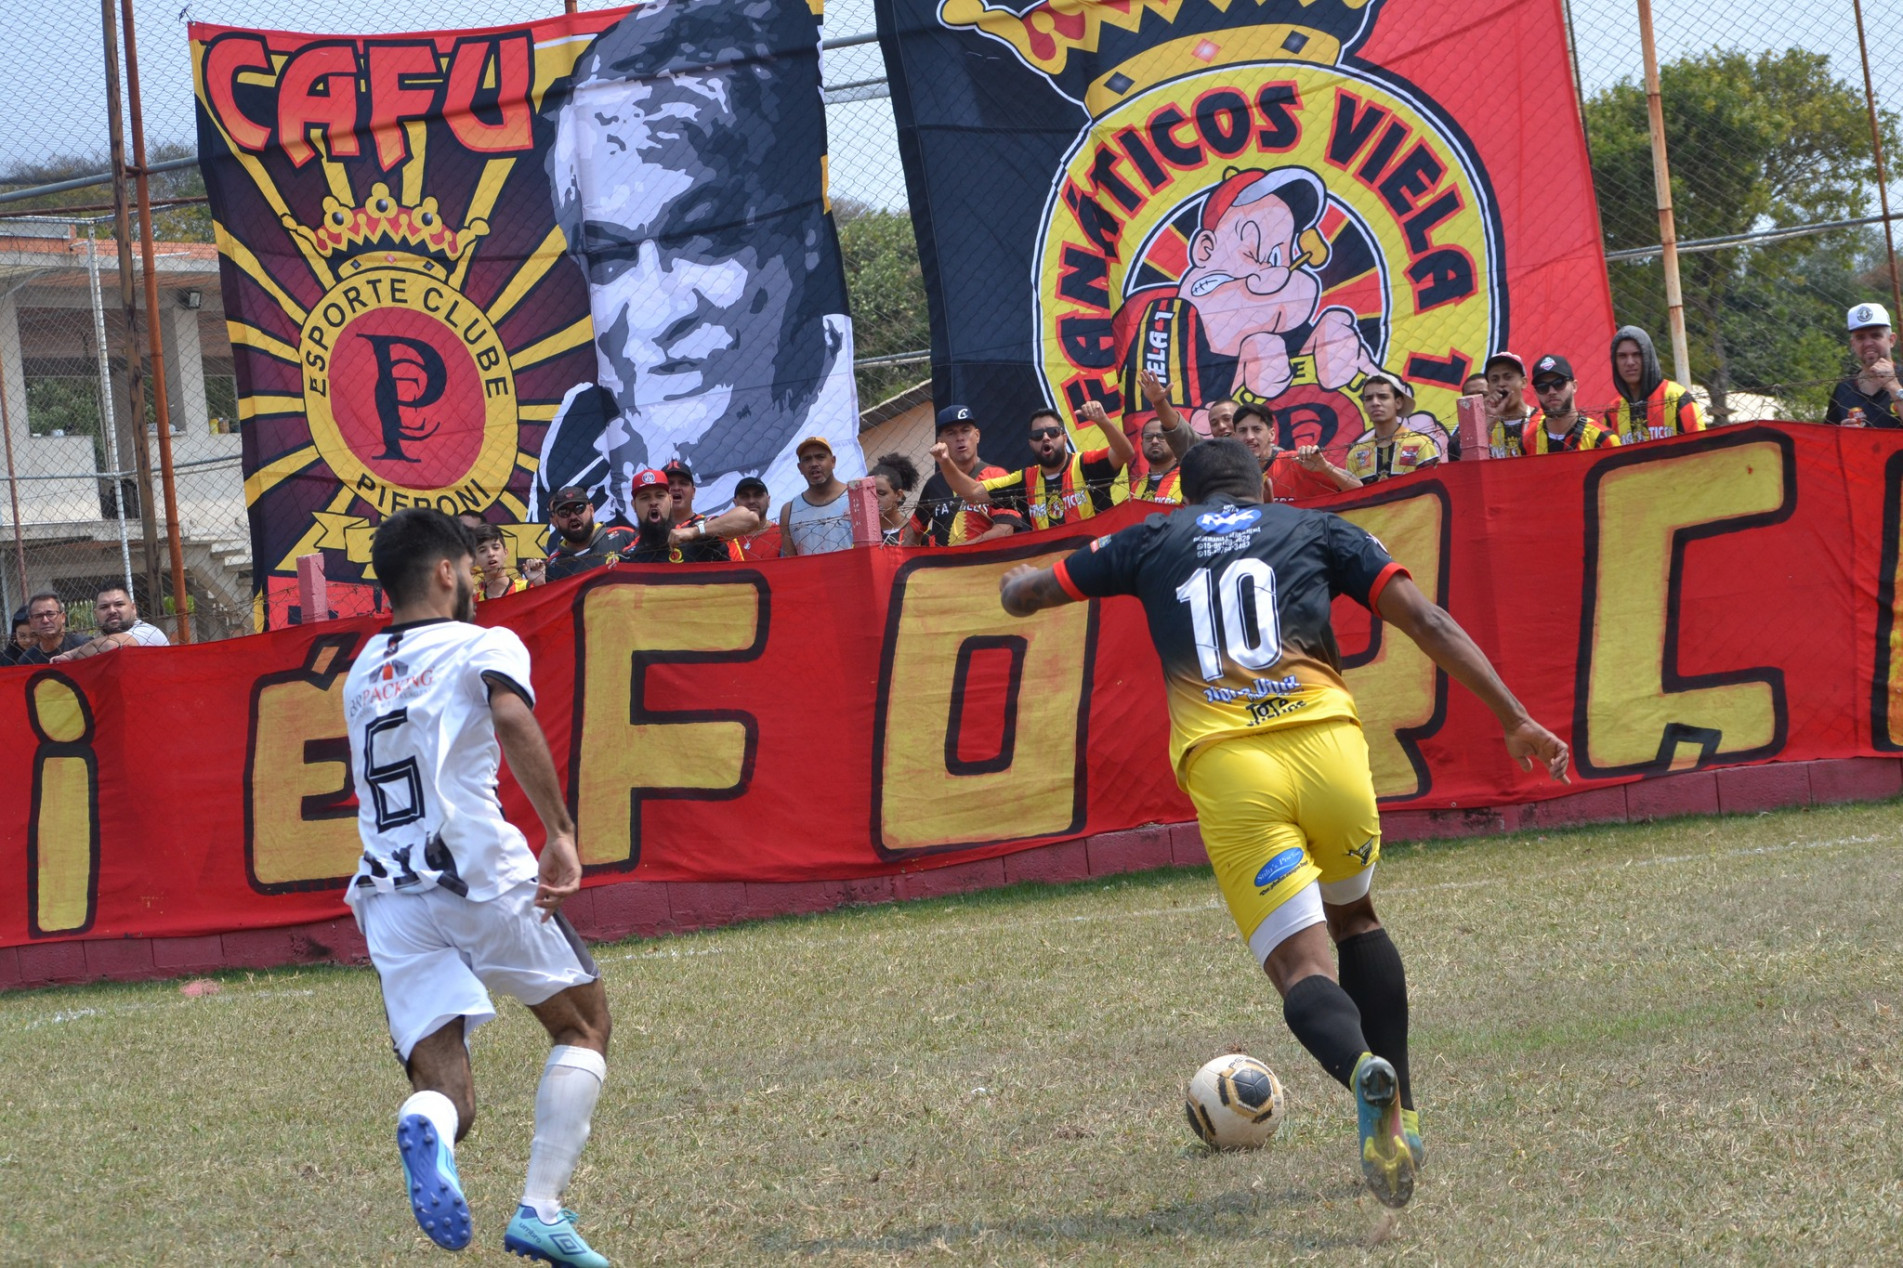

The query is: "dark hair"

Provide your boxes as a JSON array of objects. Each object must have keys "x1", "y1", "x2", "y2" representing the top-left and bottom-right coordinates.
[
  {"x1": 1231, "y1": 403, "x2": 1273, "y2": 429},
  {"x1": 869, "y1": 452, "x2": 919, "y2": 493},
  {"x1": 10, "y1": 606, "x2": 27, "y2": 631},
  {"x1": 1179, "y1": 439, "x2": 1265, "y2": 504},
  {"x1": 95, "y1": 585, "x2": 132, "y2": 604},
  {"x1": 372, "y1": 509, "x2": 474, "y2": 607},
  {"x1": 1027, "y1": 408, "x2": 1064, "y2": 429},
  {"x1": 468, "y1": 522, "x2": 505, "y2": 547},
  {"x1": 27, "y1": 590, "x2": 61, "y2": 611}
]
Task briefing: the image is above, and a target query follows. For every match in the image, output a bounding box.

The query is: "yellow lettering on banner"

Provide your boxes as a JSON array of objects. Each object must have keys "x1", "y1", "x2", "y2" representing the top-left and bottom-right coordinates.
[
  {"x1": 1578, "y1": 433, "x2": 1793, "y2": 776},
  {"x1": 245, "y1": 634, "x2": 361, "y2": 891},
  {"x1": 876, "y1": 552, "x2": 1094, "y2": 856},
  {"x1": 27, "y1": 673, "x2": 98, "y2": 936},
  {"x1": 1339, "y1": 486, "x2": 1448, "y2": 800},
  {"x1": 573, "y1": 577, "x2": 765, "y2": 870}
]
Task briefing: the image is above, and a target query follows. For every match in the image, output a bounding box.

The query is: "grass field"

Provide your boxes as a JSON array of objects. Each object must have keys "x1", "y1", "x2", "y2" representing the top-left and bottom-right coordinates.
[{"x1": 4, "y1": 802, "x2": 1902, "y2": 1265}]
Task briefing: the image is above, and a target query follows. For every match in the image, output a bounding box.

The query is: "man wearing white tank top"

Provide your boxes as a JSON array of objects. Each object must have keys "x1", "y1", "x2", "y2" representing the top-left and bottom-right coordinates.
[{"x1": 780, "y1": 435, "x2": 856, "y2": 555}]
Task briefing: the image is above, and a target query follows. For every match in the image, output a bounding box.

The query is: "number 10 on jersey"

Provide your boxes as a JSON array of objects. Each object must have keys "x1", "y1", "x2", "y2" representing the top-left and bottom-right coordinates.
[{"x1": 1175, "y1": 560, "x2": 1283, "y2": 681}]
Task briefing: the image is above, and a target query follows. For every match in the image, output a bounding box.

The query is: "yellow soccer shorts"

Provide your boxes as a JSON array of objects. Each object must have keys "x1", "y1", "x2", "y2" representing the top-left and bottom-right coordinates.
[{"x1": 1180, "y1": 717, "x2": 1382, "y2": 965}]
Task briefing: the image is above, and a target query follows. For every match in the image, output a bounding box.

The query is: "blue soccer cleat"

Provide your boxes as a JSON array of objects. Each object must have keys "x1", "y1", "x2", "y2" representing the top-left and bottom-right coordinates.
[
  {"x1": 504, "y1": 1205, "x2": 611, "y2": 1267},
  {"x1": 1353, "y1": 1053, "x2": 1415, "y2": 1208},
  {"x1": 397, "y1": 1113, "x2": 472, "y2": 1251}
]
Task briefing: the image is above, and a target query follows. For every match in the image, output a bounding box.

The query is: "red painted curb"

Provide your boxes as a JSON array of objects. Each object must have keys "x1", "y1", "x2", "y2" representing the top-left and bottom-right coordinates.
[{"x1": 9, "y1": 757, "x2": 1899, "y2": 991}]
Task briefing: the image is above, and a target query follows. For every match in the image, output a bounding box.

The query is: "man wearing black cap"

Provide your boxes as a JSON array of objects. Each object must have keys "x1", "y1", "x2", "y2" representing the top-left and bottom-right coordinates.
[
  {"x1": 1526, "y1": 355, "x2": 1620, "y2": 454},
  {"x1": 903, "y1": 406, "x2": 1025, "y2": 547},
  {"x1": 543, "y1": 487, "x2": 635, "y2": 582},
  {"x1": 660, "y1": 458, "x2": 751, "y2": 561},
  {"x1": 731, "y1": 476, "x2": 781, "y2": 561}
]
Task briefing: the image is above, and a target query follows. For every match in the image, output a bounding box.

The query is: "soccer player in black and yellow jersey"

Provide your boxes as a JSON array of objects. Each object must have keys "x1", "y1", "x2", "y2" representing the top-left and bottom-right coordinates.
[{"x1": 999, "y1": 439, "x2": 1569, "y2": 1208}]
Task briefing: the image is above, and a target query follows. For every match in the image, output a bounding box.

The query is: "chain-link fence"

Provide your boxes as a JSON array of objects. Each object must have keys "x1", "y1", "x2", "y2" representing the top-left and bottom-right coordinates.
[{"x1": 1, "y1": 0, "x2": 1899, "y2": 639}]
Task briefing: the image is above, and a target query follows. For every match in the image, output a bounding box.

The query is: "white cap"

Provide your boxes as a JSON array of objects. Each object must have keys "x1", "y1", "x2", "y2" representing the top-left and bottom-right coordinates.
[{"x1": 1848, "y1": 302, "x2": 1892, "y2": 331}]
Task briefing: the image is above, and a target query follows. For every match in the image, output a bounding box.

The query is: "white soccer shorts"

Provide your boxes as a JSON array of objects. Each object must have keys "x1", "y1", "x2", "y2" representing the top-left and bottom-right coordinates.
[{"x1": 352, "y1": 881, "x2": 598, "y2": 1062}]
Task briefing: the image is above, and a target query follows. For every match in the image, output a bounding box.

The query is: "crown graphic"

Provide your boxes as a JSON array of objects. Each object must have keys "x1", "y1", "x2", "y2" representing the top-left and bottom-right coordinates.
[
  {"x1": 939, "y1": 0, "x2": 1383, "y2": 113},
  {"x1": 282, "y1": 182, "x2": 488, "y2": 264}
]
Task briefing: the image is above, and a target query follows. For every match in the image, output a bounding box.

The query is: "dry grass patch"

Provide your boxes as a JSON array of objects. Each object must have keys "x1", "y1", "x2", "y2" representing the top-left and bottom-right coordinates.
[{"x1": 3, "y1": 802, "x2": 1900, "y2": 1264}]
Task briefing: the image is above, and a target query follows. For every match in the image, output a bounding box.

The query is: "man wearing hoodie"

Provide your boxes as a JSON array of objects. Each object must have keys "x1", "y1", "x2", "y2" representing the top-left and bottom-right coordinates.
[{"x1": 1604, "y1": 326, "x2": 1705, "y2": 443}]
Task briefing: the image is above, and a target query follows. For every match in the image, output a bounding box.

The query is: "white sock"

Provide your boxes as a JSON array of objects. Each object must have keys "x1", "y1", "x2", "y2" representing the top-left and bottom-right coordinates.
[
  {"x1": 522, "y1": 1045, "x2": 606, "y2": 1223},
  {"x1": 399, "y1": 1089, "x2": 460, "y2": 1150}
]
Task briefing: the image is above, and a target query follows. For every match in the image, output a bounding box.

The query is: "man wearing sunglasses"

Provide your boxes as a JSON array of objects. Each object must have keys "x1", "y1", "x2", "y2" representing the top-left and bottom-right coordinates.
[
  {"x1": 542, "y1": 486, "x2": 636, "y2": 582},
  {"x1": 933, "y1": 400, "x2": 1136, "y2": 531},
  {"x1": 1524, "y1": 355, "x2": 1621, "y2": 454}
]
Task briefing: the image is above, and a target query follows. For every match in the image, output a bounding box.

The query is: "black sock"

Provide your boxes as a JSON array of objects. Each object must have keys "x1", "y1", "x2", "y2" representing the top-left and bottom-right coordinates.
[
  {"x1": 1281, "y1": 974, "x2": 1369, "y2": 1090},
  {"x1": 1336, "y1": 928, "x2": 1413, "y2": 1111}
]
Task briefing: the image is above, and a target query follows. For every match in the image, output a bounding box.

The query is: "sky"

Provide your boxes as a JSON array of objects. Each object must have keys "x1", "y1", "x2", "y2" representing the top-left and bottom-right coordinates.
[{"x1": 2, "y1": 0, "x2": 1895, "y2": 221}]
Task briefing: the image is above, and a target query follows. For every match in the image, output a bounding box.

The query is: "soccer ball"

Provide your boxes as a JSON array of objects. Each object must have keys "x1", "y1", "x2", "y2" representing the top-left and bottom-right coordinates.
[{"x1": 1184, "y1": 1054, "x2": 1286, "y2": 1149}]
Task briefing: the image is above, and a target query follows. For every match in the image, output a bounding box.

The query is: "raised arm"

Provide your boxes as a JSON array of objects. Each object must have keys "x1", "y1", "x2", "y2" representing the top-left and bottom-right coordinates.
[
  {"x1": 999, "y1": 562, "x2": 1077, "y2": 617},
  {"x1": 488, "y1": 684, "x2": 582, "y2": 918},
  {"x1": 931, "y1": 442, "x2": 994, "y2": 505},
  {"x1": 1139, "y1": 368, "x2": 1197, "y2": 459},
  {"x1": 1080, "y1": 399, "x2": 1135, "y2": 471},
  {"x1": 1373, "y1": 573, "x2": 1568, "y2": 781}
]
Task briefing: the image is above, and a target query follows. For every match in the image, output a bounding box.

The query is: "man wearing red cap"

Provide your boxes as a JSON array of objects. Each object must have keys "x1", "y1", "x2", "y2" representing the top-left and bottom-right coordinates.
[
  {"x1": 1112, "y1": 165, "x2": 1379, "y2": 445},
  {"x1": 619, "y1": 469, "x2": 759, "y2": 564}
]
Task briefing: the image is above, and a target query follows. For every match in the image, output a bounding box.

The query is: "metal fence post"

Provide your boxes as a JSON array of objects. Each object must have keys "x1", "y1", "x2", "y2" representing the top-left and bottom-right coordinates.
[
  {"x1": 119, "y1": 0, "x2": 192, "y2": 643},
  {"x1": 1635, "y1": 0, "x2": 1693, "y2": 390},
  {"x1": 85, "y1": 219, "x2": 135, "y2": 599},
  {"x1": 101, "y1": 0, "x2": 164, "y2": 613}
]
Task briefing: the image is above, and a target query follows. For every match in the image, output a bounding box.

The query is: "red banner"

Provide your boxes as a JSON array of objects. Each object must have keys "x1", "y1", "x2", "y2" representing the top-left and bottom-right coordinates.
[{"x1": 5, "y1": 423, "x2": 1897, "y2": 948}]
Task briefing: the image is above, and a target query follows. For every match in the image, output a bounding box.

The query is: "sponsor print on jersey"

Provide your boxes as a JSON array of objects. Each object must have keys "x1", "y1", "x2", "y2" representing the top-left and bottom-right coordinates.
[{"x1": 1196, "y1": 506, "x2": 1263, "y2": 535}]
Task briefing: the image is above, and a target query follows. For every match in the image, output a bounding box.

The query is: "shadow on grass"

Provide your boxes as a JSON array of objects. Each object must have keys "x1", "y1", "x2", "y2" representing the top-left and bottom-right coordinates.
[{"x1": 759, "y1": 1176, "x2": 1374, "y2": 1256}]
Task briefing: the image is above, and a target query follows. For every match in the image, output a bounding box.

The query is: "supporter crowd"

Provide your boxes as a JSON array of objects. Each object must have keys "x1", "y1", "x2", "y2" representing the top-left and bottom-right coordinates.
[
  {"x1": 7, "y1": 304, "x2": 1900, "y2": 630},
  {"x1": 459, "y1": 303, "x2": 1903, "y2": 593}
]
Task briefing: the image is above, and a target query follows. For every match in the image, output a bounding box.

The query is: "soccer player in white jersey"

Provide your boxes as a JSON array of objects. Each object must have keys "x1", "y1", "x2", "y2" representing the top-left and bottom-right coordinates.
[{"x1": 344, "y1": 508, "x2": 612, "y2": 1267}]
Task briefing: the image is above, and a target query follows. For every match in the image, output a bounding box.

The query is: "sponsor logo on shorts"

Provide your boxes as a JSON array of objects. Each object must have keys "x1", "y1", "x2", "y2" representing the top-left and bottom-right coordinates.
[
  {"x1": 1347, "y1": 837, "x2": 1376, "y2": 866},
  {"x1": 1254, "y1": 846, "x2": 1306, "y2": 893}
]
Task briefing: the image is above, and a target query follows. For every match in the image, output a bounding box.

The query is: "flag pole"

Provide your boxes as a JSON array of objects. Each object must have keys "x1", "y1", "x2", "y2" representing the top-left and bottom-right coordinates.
[{"x1": 1635, "y1": 0, "x2": 1692, "y2": 387}]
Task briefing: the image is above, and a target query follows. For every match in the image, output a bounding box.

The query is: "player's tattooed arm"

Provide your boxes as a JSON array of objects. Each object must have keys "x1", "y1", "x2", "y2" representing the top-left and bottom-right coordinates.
[
  {"x1": 931, "y1": 442, "x2": 993, "y2": 505},
  {"x1": 999, "y1": 563, "x2": 1076, "y2": 617},
  {"x1": 1373, "y1": 573, "x2": 1571, "y2": 782},
  {"x1": 488, "y1": 684, "x2": 583, "y2": 918}
]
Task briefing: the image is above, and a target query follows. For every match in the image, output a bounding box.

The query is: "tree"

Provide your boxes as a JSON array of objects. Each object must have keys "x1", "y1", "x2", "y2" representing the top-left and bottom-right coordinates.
[
  {"x1": 835, "y1": 198, "x2": 931, "y2": 408},
  {"x1": 0, "y1": 141, "x2": 210, "y2": 243},
  {"x1": 1584, "y1": 49, "x2": 1897, "y2": 420}
]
